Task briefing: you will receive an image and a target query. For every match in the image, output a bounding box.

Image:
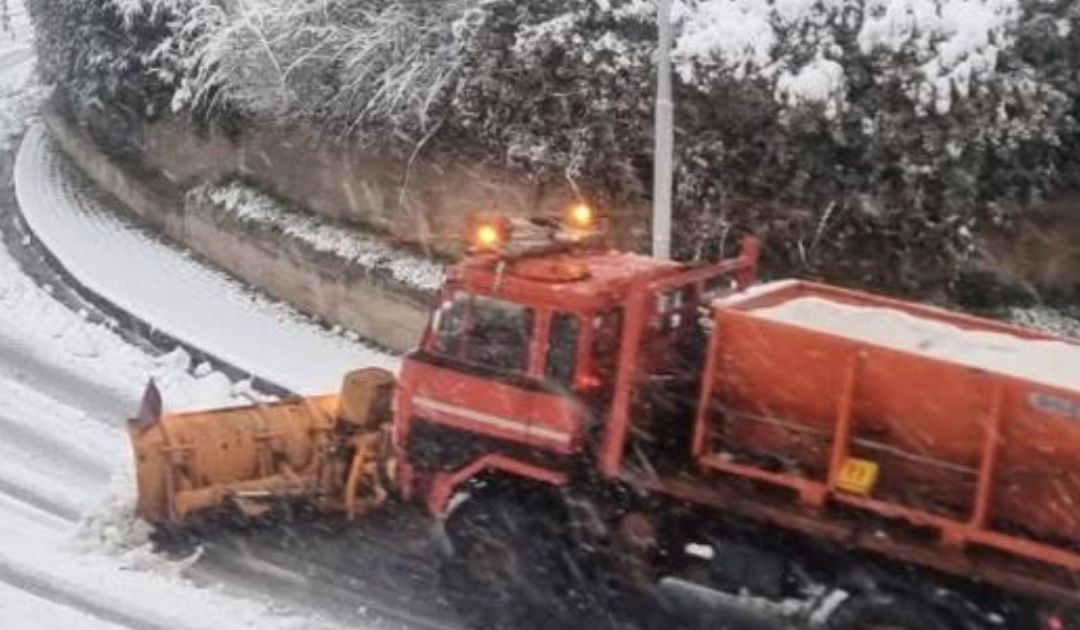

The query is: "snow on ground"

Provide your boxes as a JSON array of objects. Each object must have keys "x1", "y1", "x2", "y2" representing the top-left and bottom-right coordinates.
[
  {"x1": 0, "y1": 244, "x2": 255, "y2": 410},
  {"x1": 0, "y1": 374, "x2": 349, "y2": 630},
  {"x1": 15, "y1": 125, "x2": 398, "y2": 395},
  {"x1": 0, "y1": 579, "x2": 129, "y2": 630},
  {"x1": 0, "y1": 170, "x2": 256, "y2": 412},
  {"x1": 194, "y1": 181, "x2": 444, "y2": 292},
  {"x1": 755, "y1": 296, "x2": 1080, "y2": 391}
]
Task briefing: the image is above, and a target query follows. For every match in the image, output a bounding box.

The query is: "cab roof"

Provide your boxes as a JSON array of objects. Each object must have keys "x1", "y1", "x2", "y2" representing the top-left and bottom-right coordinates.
[{"x1": 450, "y1": 248, "x2": 683, "y2": 312}]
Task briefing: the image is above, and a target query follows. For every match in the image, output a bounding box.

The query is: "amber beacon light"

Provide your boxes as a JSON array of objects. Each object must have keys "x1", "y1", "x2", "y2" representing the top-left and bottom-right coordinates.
[
  {"x1": 475, "y1": 224, "x2": 501, "y2": 249},
  {"x1": 568, "y1": 203, "x2": 595, "y2": 230}
]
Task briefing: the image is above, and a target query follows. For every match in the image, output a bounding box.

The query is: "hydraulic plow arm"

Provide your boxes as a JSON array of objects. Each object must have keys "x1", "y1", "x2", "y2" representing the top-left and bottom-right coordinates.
[{"x1": 127, "y1": 368, "x2": 397, "y2": 526}]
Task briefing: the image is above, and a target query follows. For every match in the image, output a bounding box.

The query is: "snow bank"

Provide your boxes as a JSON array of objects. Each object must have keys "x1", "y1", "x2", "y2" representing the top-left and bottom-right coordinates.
[
  {"x1": 195, "y1": 181, "x2": 444, "y2": 293},
  {"x1": 15, "y1": 125, "x2": 399, "y2": 395},
  {"x1": 0, "y1": 0, "x2": 41, "y2": 151},
  {"x1": 755, "y1": 297, "x2": 1080, "y2": 391}
]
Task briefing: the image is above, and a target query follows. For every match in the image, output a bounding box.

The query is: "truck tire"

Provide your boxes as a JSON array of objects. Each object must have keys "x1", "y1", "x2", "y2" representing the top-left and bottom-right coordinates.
[
  {"x1": 827, "y1": 593, "x2": 955, "y2": 630},
  {"x1": 439, "y1": 493, "x2": 581, "y2": 630}
]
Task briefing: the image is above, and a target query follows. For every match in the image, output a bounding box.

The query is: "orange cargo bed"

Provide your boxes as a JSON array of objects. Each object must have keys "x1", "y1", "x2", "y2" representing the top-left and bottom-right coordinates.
[{"x1": 684, "y1": 280, "x2": 1080, "y2": 602}]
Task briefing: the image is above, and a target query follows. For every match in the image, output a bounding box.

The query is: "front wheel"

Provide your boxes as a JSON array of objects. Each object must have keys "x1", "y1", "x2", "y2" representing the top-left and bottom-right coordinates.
[{"x1": 439, "y1": 492, "x2": 584, "y2": 630}]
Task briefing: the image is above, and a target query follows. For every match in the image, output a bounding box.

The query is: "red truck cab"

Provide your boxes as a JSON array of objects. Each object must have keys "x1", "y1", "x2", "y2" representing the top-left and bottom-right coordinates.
[{"x1": 394, "y1": 237, "x2": 761, "y2": 511}]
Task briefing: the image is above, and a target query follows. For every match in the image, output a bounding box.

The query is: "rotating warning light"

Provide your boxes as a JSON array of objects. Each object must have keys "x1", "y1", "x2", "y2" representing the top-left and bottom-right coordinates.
[
  {"x1": 476, "y1": 224, "x2": 501, "y2": 249},
  {"x1": 469, "y1": 215, "x2": 511, "y2": 252},
  {"x1": 568, "y1": 203, "x2": 595, "y2": 230}
]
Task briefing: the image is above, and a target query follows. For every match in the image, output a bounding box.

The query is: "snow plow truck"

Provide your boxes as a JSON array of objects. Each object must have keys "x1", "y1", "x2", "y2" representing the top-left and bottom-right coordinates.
[{"x1": 128, "y1": 211, "x2": 1080, "y2": 630}]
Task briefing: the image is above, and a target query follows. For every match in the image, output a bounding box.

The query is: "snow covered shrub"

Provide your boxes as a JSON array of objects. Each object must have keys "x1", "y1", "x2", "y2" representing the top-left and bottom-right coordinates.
[
  {"x1": 126, "y1": 0, "x2": 477, "y2": 141},
  {"x1": 449, "y1": 1, "x2": 658, "y2": 204},
  {"x1": 27, "y1": 0, "x2": 1080, "y2": 295},
  {"x1": 662, "y1": 0, "x2": 1075, "y2": 290},
  {"x1": 26, "y1": 0, "x2": 183, "y2": 152}
]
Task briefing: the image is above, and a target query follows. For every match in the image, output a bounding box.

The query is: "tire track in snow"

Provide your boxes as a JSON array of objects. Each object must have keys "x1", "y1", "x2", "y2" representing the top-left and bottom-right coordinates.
[
  {"x1": 0, "y1": 374, "x2": 121, "y2": 488},
  {"x1": 0, "y1": 411, "x2": 111, "y2": 480},
  {"x1": 0, "y1": 45, "x2": 30, "y2": 73},
  {"x1": 0, "y1": 559, "x2": 174, "y2": 630},
  {"x1": 0, "y1": 580, "x2": 130, "y2": 630},
  {"x1": 0, "y1": 474, "x2": 80, "y2": 522},
  {"x1": 0, "y1": 488, "x2": 155, "y2": 630},
  {"x1": 0, "y1": 377, "x2": 114, "y2": 529}
]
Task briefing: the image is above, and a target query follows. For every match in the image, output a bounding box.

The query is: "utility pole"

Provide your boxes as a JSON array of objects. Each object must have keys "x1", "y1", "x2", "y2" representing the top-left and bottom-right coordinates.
[{"x1": 652, "y1": 0, "x2": 674, "y2": 260}]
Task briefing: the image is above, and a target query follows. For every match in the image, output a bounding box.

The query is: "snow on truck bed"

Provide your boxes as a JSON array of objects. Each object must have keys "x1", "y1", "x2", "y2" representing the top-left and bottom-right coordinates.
[{"x1": 753, "y1": 296, "x2": 1080, "y2": 392}]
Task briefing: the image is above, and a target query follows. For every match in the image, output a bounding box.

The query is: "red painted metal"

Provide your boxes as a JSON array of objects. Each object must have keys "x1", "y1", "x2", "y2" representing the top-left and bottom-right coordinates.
[
  {"x1": 451, "y1": 249, "x2": 683, "y2": 313},
  {"x1": 688, "y1": 279, "x2": 1080, "y2": 599},
  {"x1": 598, "y1": 238, "x2": 762, "y2": 476},
  {"x1": 403, "y1": 237, "x2": 762, "y2": 481},
  {"x1": 598, "y1": 288, "x2": 651, "y2": 477},
  {"x1": 969, "y1": 382, "x2": 1004, "y2": 531},
  {"x1": 824, "y1": 352, "x2": 862, "y2": 500},
  {"x1": 398, "y1": 360, "x2": 586, "y2": 455}
]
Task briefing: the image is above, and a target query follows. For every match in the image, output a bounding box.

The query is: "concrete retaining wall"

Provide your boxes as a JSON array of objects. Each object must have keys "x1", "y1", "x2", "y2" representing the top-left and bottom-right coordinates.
[{"x1": 139, "y1": 117, "x2": 598, "y2": 255}]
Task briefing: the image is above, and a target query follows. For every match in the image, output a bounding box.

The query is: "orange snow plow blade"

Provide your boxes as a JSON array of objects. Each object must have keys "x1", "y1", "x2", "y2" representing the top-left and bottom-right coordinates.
[{"x1": 127, "y1": 368, "x2": 397, "y2": 526}]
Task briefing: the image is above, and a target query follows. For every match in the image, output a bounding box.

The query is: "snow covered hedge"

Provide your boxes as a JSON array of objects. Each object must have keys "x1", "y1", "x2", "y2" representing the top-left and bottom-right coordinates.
[{"x1": 26, "y1": 0, "x2": 1080, "y2": 294}]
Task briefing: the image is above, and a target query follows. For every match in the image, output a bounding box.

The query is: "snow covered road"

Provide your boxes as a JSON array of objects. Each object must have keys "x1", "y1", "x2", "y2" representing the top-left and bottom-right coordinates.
[{"x1": 15, "y1": 125, "x2": 398, "y2": 395}]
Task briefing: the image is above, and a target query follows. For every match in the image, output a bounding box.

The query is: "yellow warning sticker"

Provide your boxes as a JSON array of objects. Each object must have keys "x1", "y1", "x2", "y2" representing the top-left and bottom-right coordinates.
[{"x1": 836, "y1": 457, "x2": 880, "y2": 496}]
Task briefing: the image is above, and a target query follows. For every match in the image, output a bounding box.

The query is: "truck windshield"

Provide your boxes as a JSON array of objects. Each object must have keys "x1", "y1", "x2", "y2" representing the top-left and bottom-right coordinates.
[{"x1": 430, "y1": 291, "x2": 533, "y2": 375}]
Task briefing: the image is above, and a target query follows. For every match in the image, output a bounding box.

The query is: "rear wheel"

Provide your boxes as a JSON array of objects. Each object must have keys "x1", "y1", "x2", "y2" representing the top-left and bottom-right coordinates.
[
  {"x1": 827, "y1": 593, "x2": 955, "y2": 630},
  {"x1": 439, "y1": 492, "x2": 584, "y2": 630}
]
